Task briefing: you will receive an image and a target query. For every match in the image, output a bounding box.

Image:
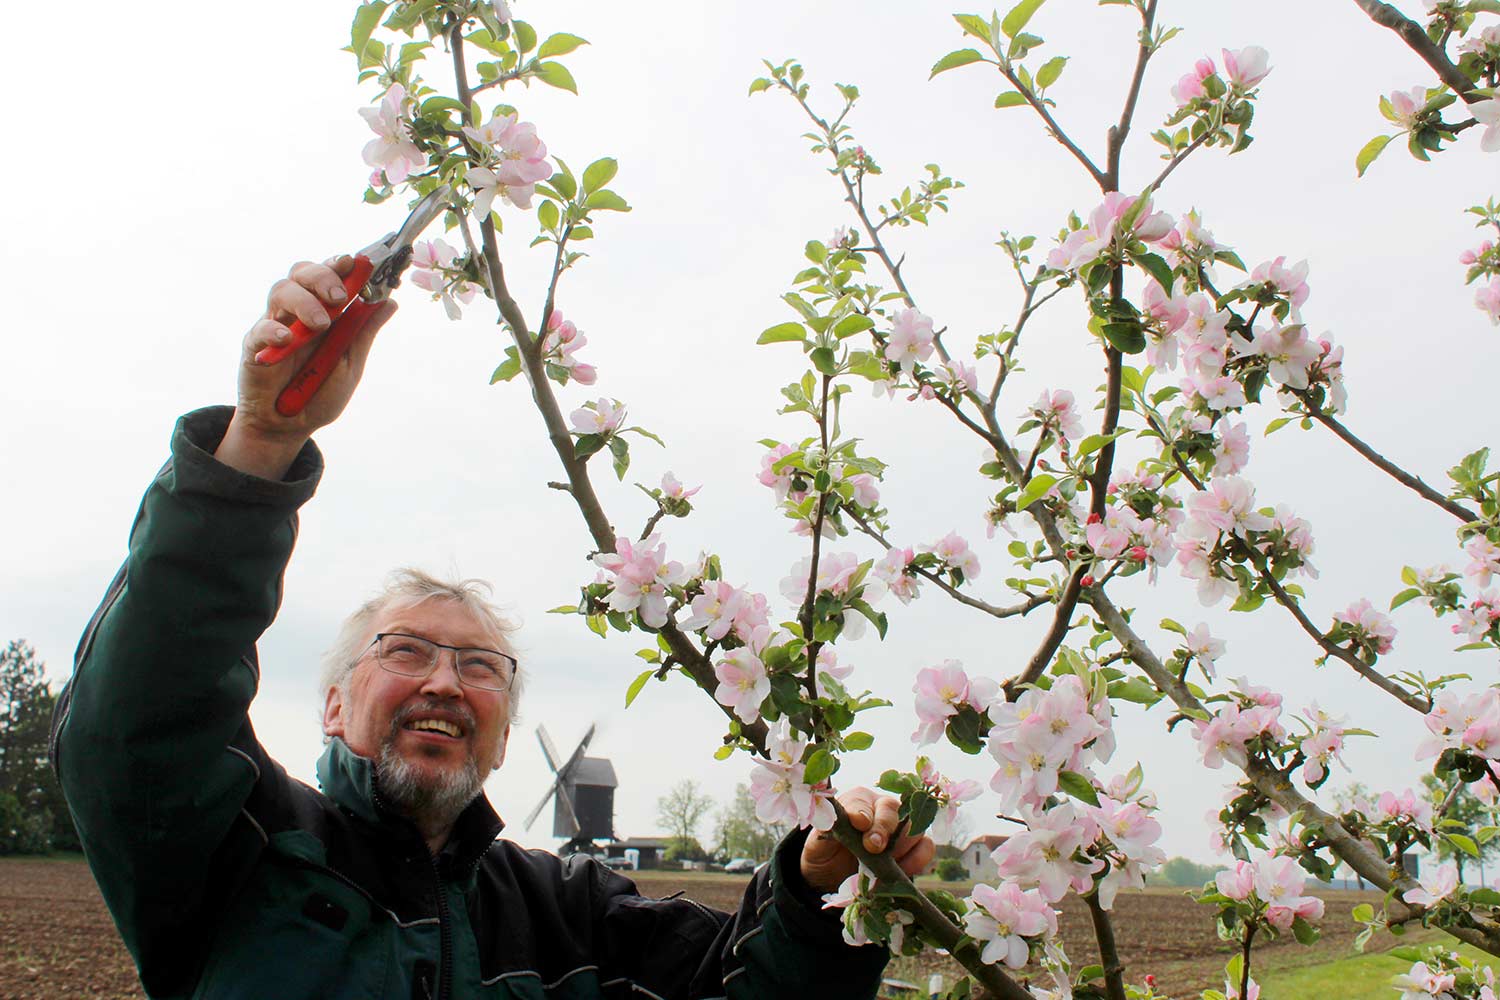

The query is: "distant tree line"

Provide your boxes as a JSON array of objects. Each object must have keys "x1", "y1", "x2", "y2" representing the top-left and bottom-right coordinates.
[{"x1": 0, "y1": 640, "x2": 79, "y2": 854}]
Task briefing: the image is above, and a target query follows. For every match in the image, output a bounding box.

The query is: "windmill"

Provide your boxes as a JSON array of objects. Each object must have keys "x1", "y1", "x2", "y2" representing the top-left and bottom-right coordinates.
[{"x1": 524, "y1": 723, "x2": 617, "y2": 855}]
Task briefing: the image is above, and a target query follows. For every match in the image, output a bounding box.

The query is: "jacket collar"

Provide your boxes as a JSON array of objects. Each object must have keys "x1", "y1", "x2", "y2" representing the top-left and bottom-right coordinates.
[{"x1": 317, "y1": 738, "x2": 505, "y2": 879}]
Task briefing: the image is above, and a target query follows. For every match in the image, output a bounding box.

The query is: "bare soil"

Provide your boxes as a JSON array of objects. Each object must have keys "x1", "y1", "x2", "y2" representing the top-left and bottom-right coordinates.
[{"x1": 0, "y1": 858, "x2": 1419, "y2": 999}]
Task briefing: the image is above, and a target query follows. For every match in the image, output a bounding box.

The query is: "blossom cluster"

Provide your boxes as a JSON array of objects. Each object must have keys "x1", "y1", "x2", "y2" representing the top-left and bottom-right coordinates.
[
  {"x1": 1213, "y1": 854, "x2": 1325, "y2": 931},
  {"x1": 1419, "y1": 688, "x2": 1500, "y2": 762},
  {"x1": 749, "y1": 720, "x2": 837, "y2": 830}
]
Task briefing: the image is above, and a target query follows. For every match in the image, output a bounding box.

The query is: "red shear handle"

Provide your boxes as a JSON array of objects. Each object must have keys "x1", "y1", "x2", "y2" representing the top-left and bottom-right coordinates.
[
  {"x1": 255, "y1": 255, "x2": 376, "y2": 366},
  {"x1": 274, "y1": 297, "x2": 382, "y2": 417},
  {"x1": 274, "y1": 301, "x2": 381, "y2": 419}
]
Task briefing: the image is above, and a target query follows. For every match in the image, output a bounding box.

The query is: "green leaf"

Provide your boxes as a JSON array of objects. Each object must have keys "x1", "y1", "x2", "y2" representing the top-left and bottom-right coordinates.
[
  {"x1": 584, "y1": 190, "x2": 631, "y2": 212},
  {"x1": 952, "y1": 13, "x2": 994, "y2": 44},
  {"x1": 574, "y1": 433, "x2": 607, "y2": 459},
  {"x1": 1001, "y1": 0, "x2": 1046, "y2": 38},
  {"x1": 844, "y1": 731, "x2": 874, "y2": 751},
  {"x1": 537, "y1": 199, "x2": 559, "y2": 231},
  {"x1": 350, "y1": 2, "x2": 389, "y2": 59},
  {"x1": 1351, "y1": 902, "x2": 1374, "y2": 922},
  {"x1": 1389, "y1": 588, "x2": 1423, "y2": 611},
  {"x1": 1057, "y1": 769, "x2": 1100, "y2": 806},
  {"x1": 1291, "y1": 915, "x2": 1320, "y2": 945},
  {"x1": 582, "y1": 157, "x2": 618, "y2": 194},
  {"x1": 490, "y1": 347, "x2": 522, "y2": 383},
  {"x1": 748, "y1": 77, "x2": 772, "y2": 96},
  {"x1": 1101, "y1": 320, "x2": 1146, "y2": 354},
  {"x1": 878, "y1": 769, "x2": 916, "y2": 795},
  {"x1": 625, "y1": 668, "x2": 653, "y2": 708},
  {"x1": 810, "y1": 347, "x2": 838, "y2": 375},
  {"x1": 1109, "y1": 677, "x2": 1161, "y2": 705},
  {"x1": 758, "y1": 322, "x2": 807, "y2": 345},
  {"x1": 1015, "y1": 473, "x2": 1057, "y2": 511},
  {"x1": 994, "y1": 91, "x2": 1027, "y2": 109},
  {"x1": 803, "y1": 748, "x2": 837, "y2": 786},
  {"x1": 713, "y1": 744, "x2": 735, "y2": 760},
  {"x1": 1355, "y1": 134, "x2": 1393, "y2": 178},
  {"x1": 833, "y1": 315, "x2": 874, "y2": 339},
  {"x1": 609, "y1": 435, "x2": 630, "y2": 480},
  {"x1": 513, "y1": 19, "x2": 537, "y2": 53},
  {"x1": 930, "y1": 48, "x2": 986, "y2": 78},
  {"x1": 1134, "y1": 252, "x2": 1175, "y2": 292},
  {"x1": 1448, "y1": 832, "x2": 1480, "y2": 857},
  {"x1": 1469, "y1": 887, "x2": 1500, "y2": 906},
  {"x1": 537, "y1": 32, "x2": 588, "y2": 58},
  {"x1": 1035, "y1": 55, "x2": 1067, "y2": 89},
  {"x1": 1075, "y1": 432, "x2": 1121, "y2": 459},
  {"x1": 532, "y1": 60, "x2": 577, "y2": 94}
]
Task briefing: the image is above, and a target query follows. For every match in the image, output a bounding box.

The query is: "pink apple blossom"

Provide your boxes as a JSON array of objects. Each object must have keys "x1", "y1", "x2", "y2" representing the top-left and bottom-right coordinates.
[
  {"x1": 1392, "y1": 962, "x2": 1457, "y2": 1000},
  {"x1": 1030, "y1": 389, "x2": 1085, "y2": 443},
  {"x1": 1187, "y1": 476, "x2": 1273, "y2": 536},
  {"x1": 756, "y1": 443, "x2": 797, "y2": 499},
  {"x1": 538, "y1": 309, "x2": 598, "y2": 384},
  {"x1": 1375, "y1": 788, "x2": 1435, "y2": 831},
  {"x1": 1331, "y1": 598, "x2": 1398, "y2": 656},
  {"x1": 409, "y1": 238, "x2": 479, "y2": 320},
  {"x1": 569, "y1": 398, "x2": 626, "y2": 436},
  {"x1": 681, "y1": 581, "x2": 748, "y2": 641},
  {"x1": 932, "y1": 358, "x2": 979, "y2": 395},
  {"x1": 660, "y1": 471, "x2": 700, "y2": 501},
  {"x1": 360, "y1": 84, "x2": 425, "y2": 184},
  {"x1": 748, "y1": 721, "x2": 836, "y2": 830},
  {"x1": 1249, "y1": 256, "x2": 1311, "y2": 313},
  {"x1": 1212, "y1": 419, "x2": 1251, "y2": 476},
  {"x1": 1216, "y1": 860, "x2": 1257, "y2": 901},
  {"x1": 1170, "y1": 57, "x2": 1217, "y2": 107},
  {"x1": 1477, "y1": 277, "x2": 1500, "y2": 325},
  {"x1": 1224, "y1": 976, "x2": 1261, "y2": 1000},
  {"x1": 1466, "y1": 537, "x2": 1500, "y2": 587},
  {"x1": 924, "y1": 531, "x2": 981, "y2": 581},
  {"x1": 964, "y1": 883, "x2": 1055, "y2": 969},
  {"x1": 873, "y1": 546, "x2": 921, "y2": 604},
  {"x1": 1453, "y1": 591, "x2": 1500, "y2": 642},
  {"x1": 1194, "y1": 706, "x2": 1253, "y2": 769},
  {"x1": 912, "y1": 660, "x2": 993, "y2": 745},
  {"x1": 1471, "y1": 97, "x2": 1500, "y2": 152},
  {"x1": 884, "y1": 308, "x2": 936, "y2": 368},
  {"x1": 462, "y1": 113, "x2": 551, "y2": 214},
  {"x1": 1402, "y1": 862, "x2": 1459, "y2": 908},
  {"x1": 1221, "y1": 46, "x2": 1271, "y2": 88},
  {"x1": 1184, "y1": 624, "x2": 1226, "y2": 677},
  {"x1": 847, "y1": 472, "x2": 881, "y2": 508},
  {"x1": 714, "y1": 647, "x2": 770, "y2": 723},
  {"x1": 1255, "y1": 855, "x2": 1325, "y2": 930},
  {"x1": 592, "y1": 534, "x2": 688, "y2": 628},
  {"x1": 814, "y1": 645, "x2": 855, "y2": 698}
]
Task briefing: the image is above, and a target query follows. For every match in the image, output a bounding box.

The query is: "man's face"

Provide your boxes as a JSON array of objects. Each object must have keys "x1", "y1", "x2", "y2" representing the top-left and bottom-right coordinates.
[{"x1": 323, "y1": 597, "x2": 512, "y2": 819}]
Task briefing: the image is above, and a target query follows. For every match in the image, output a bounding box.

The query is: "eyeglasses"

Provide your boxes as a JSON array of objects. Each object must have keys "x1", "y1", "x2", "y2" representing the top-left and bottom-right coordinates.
[{"x1": 359, "y1": 632, "x2": 518, "y2": 692}]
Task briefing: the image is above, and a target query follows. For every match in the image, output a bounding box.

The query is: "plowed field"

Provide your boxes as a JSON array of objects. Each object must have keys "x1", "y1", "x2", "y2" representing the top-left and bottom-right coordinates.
[{"x1": 0, "y1": 858, "x2": 1419, "y2": 999}]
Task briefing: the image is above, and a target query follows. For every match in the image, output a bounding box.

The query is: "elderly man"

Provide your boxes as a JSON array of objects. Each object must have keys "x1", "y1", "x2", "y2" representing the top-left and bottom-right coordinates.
[{"x1": 52, "y1": 258, "x2": 934, "y2": 999}]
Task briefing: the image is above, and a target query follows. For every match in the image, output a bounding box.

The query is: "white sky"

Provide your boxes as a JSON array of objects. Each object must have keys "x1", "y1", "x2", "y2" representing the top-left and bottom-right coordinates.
[{"x1": 3, "y1": 0, "x2": 1496, "y2": 865}]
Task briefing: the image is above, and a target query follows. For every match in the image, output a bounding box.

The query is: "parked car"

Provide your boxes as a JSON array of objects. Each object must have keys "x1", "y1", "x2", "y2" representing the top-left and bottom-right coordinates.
[
  {"x1": 723, "y1": 857, "x2": 758, "y2": 874},
  {"x1": 601, "y1": 855, "x2": 635, "y2": 871}
]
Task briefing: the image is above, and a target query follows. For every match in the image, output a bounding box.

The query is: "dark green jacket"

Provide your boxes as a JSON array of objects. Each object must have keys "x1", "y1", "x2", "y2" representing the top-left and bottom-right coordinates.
[{"x1": 52, "y1": 407, "x2": 887, "y2": 1000}]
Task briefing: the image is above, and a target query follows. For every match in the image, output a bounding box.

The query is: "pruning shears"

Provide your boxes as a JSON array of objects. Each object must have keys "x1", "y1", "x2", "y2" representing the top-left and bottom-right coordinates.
[{"x1": 257, "y1": 185, "x2": 453, "y2": 416}]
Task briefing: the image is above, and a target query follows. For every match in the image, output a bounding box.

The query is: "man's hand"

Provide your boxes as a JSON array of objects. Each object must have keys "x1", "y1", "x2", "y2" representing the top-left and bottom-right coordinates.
[
  {"x1": 800, "y1": 786, "x2": 936, "y2": 893},
  {"x1": 215, "y1": 257, "x2": 398, "y2": 479}
]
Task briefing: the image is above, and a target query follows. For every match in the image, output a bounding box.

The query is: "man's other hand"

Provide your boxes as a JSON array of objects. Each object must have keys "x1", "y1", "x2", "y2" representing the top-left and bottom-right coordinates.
[{"x1": 799, "y1": 786, "x2": 936, "y2": 893}]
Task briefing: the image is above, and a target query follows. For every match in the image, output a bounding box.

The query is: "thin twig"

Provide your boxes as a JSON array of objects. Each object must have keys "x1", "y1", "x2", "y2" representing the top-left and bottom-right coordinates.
[
  {"x1": 826, "y1": 801, "x2": 1034, "y2": 1000},
  {"x1": 1085, "y1": 891, "x2": 1128, "y2": 1000},
  {"x1": 1289, "y1": 389, "x2": 1478, "y2": 524},
  {"x1": 848, "y1": 509, "x2": 1050, "y2": 620},
  {"x1": 1352, "y1": 0, "x2": 1484, "y2": 101}
]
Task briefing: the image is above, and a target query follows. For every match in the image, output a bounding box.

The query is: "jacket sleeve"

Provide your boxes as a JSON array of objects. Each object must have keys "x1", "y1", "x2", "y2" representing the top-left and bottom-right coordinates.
[
  {"x1": 50, "y1": 405, "x2": 322, "y2": 997},
  {"x1": 592, "y1": 829, "x2": 889, "y2": 999}
]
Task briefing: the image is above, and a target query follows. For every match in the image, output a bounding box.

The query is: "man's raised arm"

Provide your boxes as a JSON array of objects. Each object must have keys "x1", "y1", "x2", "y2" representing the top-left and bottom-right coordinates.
[{"x1": 50, "y1": 260, "x2": 395, "y2": 995}]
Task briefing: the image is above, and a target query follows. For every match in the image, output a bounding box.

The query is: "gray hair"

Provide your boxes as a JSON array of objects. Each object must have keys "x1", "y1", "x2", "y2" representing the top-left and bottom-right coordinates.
[{"x1": 319, "y1": 568, "x2": 524, "y2": 715}]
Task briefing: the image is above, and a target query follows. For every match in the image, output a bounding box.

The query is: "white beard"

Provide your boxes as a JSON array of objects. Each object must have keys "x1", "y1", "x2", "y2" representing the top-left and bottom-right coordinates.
[{"x1": 374, "y1": 738, "x2": 483, "y2": 832}]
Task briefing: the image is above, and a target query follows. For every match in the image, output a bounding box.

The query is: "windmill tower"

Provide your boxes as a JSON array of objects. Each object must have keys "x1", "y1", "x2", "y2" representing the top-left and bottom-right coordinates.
[{"x1": 524, "y1": 723, "x2": 617, "y2": 855}]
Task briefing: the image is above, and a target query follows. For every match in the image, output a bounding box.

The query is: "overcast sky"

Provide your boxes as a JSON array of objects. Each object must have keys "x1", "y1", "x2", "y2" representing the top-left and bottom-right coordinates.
[{"x1": 3, "y1": 0, "x2": 1496, "y2": 866}]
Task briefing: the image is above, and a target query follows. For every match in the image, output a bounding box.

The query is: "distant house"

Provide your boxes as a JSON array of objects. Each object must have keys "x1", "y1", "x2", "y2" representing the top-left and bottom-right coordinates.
[
  {"x1": 961, "y1": 835, "x2": 1008, "y2": 882},
  {"x1": 604, "y1": 837, "x2": 670, "y2": 870}
]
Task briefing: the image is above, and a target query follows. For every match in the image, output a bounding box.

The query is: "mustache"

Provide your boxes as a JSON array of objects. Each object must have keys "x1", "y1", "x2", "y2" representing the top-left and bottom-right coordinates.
[{"x1": 386, "y1": 700, "x2": 477, "y2": 738}]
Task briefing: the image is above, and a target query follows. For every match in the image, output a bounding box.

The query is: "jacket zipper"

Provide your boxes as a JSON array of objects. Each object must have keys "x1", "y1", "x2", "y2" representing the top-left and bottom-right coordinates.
[{"x1": 431, "y1": 855, "x2": 452, "y2": 1000}]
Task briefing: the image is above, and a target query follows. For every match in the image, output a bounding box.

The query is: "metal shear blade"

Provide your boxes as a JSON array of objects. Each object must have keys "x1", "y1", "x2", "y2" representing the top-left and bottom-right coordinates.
[{"x1": 360, "y1": 184, "x2": 454, "y2": 301}]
